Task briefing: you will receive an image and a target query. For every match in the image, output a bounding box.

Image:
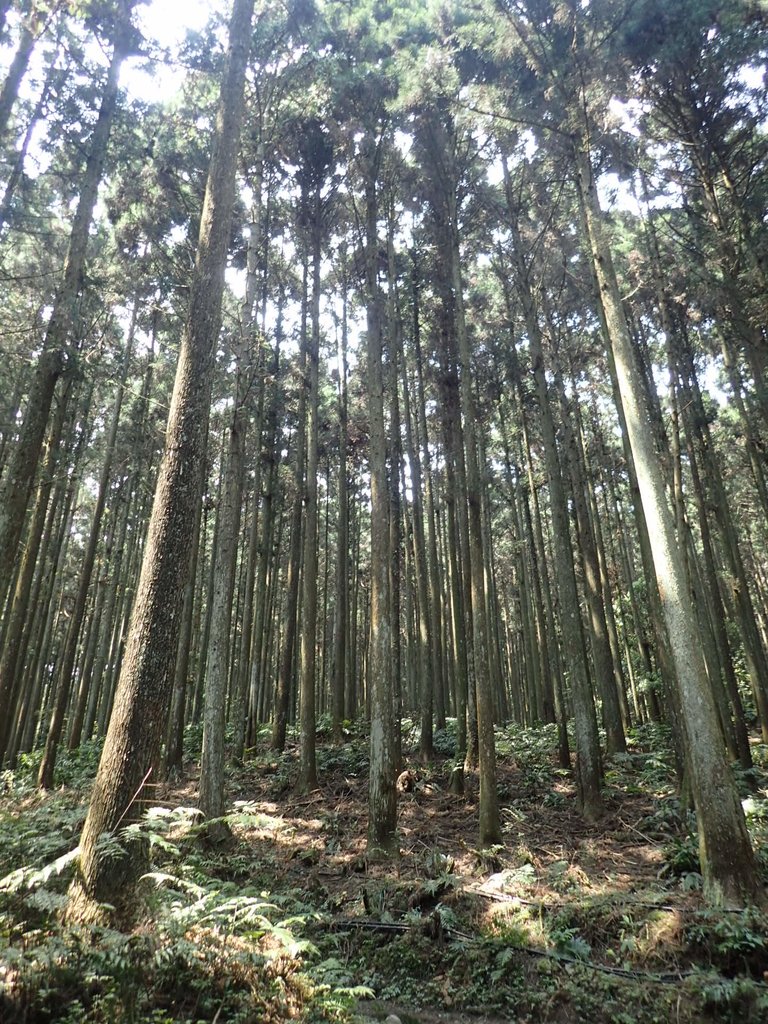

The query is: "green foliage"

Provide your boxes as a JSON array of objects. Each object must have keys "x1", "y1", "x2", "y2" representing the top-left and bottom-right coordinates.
[
  {"x1": 0, "y1": 791, "x2": 85, "y2": 879},
  {"x1": 432, "y1": 722, "x2": 458, "y2": 757},
  {"x1": 0, "y1": 801, "x2": 362, "y2": 1024},
  {"x1": 697, "y1": 976, "x2": 768, "y2": 1023},
  {"x1": 316, "y1": 741, "x2": 369, "y2": 777},
  {"x1": 686, "y1": 909, "x2": 768, "y2": 976},
  {"x1": 4, "y1": 717, "x2": 767, "y2": 1024},
  {"x1": 549, "y1": 922, "x2": 593, "y2": 961},
  {"x1": 661, "y1": 833, "x2": 701, "y2": 880},
  {"x1": 742, "y1": 794, "x2": 768, "y2": 878},
  {"x1": 9, "y1": 738, "x2": 104, "y2": 791}
]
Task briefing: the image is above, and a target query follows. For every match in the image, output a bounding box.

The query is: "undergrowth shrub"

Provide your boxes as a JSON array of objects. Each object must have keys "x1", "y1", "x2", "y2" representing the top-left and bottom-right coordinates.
[
  {"x1": 0, "y1": 804, "x2": 356, "y2": 1023},
  {"x1": 686, "y1": 909, "x2": 768, "y2": 977}
]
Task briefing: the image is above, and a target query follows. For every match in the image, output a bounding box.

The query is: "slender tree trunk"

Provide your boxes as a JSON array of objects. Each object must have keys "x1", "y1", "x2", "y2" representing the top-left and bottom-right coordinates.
[
  {"x1": 38, "y1": 307, "x2": 137, "y2": 787},
  {"x1": 0, "y1": 376, "x2": 72, "y2": 764},
  {"x1": 501, "y1": 177, "x2": 602, "y2": 817},
  {"x1": 297, "y1": 183, "x2": 323, "y2": 793},
  {"x1": 557, "y1": 373, "x2": 625, "y2": 754},
  {"x1": 401, "y1": 302, "x2": 434, "y2": 762},
  {"x1": 272, "y1": 272, "x2": 308, "y2": 752},
  {"x1": 411, "y1": 255, "x2": 447, "y2": 740},
  {"x1": 17, "y1": 483, "x2": 77, "y2": 758},
  {"x1": 199, "y1": 402, "x2": 246, "y2": 817},
  {"x1": 0, "y1": 14, "x2": 37, "y2": 142},
  {"x1": 0, "y1": 56, "x2": 63, "y2": 232},
  {"x1": 387, "y1": 224, "x2": 404, "y2": 771},
  {"x1": 574, "y1": 137, "x2": 762, "y2": 907},
  {"x1": 230, "y1": 176, "x2": 269, "y2": 761},
  {"x1": 519, "y1": 410, "x2": 570, "y2": 766},
  {"x1": 718, "y1": 338, "x2": 768, "y2": 524},
  {"x1": 332, "y1": 257, "x2": 349, "y2": 744},
  {"x1": 678, "y1": 330, "x2": 768, "y2": 742},
  {"x1": 0, "y1": 9, "x2": 130, "y2": 608},
  {"x1": 574, "y1": 408, "x2": 631, "y2": 733},
  {"x1": 364, "y1": 143, "x2": 397, "y2": 855},
  {"x1": 445, "y1": 177, "x2": 500, "y2": 845},
  {"x1": 164, "y1": 496, "x2": 202, "y2": 772}
]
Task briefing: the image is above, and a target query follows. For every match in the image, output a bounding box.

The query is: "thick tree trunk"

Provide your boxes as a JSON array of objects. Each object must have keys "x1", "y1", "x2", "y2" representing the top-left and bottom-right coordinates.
[{"x1": 66, "y1": 0, "x2": 255, "y2": 925}]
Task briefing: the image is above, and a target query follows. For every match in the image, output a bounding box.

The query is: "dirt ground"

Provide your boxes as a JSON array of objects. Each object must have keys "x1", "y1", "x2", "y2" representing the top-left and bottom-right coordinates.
[{"x1": 155, "y1": 731, "x2": 748, "y2": 1021}]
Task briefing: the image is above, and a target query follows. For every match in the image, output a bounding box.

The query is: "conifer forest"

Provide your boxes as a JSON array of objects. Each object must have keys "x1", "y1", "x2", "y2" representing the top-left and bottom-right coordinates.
[{"x1": 1, "y1": 0, "x2": 768, "y2": 1020}]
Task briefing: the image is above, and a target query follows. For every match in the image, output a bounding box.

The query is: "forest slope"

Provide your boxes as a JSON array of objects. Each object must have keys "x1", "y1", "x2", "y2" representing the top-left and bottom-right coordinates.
[{"x1": 2, "y1": 721, "x2": 768, "y2": 1023}]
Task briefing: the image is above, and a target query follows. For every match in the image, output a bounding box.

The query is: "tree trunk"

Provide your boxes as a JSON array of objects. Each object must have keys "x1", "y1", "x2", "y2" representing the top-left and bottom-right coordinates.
[
  {"x1": 272, "y1": 272, "x2": 308, "y2": 752},
  {"x1": 574, "y1": 137, "x2": 763, "y2": 908},
  {"x1": 445, "y1": 175, "x2": 500, "y2": 846},
  {"x1": 66, "y1": 0, "x2": 255, "y2": 925},
  {"x1": 364, "y1": 144, "x2": 397, "y2": 856},
  {"x1": 199, "y1": 402, "x2": 246, "y2": 817},
  {"x1": 556, "y1": 373, "x2": 626, "y2": 755},
  {"x1": 0, "y1": 14, "x2": 37, "y2": 142},
  {"x1": 0, "y1": 376, "x2": 72, "y2": 764},
  {"x1": 0, "y1": 9, "x2": 130, "y2": 609},
  {"x1": 38, "y1": 307, "x2": 137, "y2": 787},
  {"x1": 297, "y1": 181, "x2": 323, "y2": 793},
  {"x1": 502, "y1": 173, "x2": 602, "y2": 818},
  {"x1": 164, "y1": 496, "x2": 202, "y2": 772},
  {"x1": 331, "y1": 254, "x2": 350, "y2": 744}
]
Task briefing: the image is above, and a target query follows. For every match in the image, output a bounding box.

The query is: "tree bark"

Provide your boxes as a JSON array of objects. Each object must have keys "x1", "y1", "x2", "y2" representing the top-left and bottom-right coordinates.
[
  {"x1": 199, "y1": 403, "x2": 246, "y2": 817},
  {"x1": 297, "y1": 179, "x2": 323, "y2": 793},
  {"x1": 66, "y1": 0, "x2": 255, "y2": 925},
  {"x1": 37, "y1": 306, "x2": 137, "y2": 787},
  {"x1": 331, "y1": 254, "x2": 350, "y2": 744},
  {"x1": 364, "y1": 142, "x2": 397, "y2": 856},
  {"x1": 0, "y1": 7, "x2": 130, "y2": 609},
  {"x1": 502, "y1": 171, "x2": 603, "y2": 818},
  {"x1": 574, "y1": 137, "x2": 763, "y2": 908}
]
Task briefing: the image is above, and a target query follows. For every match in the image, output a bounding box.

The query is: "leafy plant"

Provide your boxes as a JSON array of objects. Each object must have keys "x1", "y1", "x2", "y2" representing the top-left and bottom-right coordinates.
[
  {"x1": 686, "y1": 909, "x2": 768, "y2": 975},
  {"x1": 549, "y1": 923, "x2": 592, "y2": 961},
  {"x1": 661, "y1": 833, "x2": 700, "y2": 878}
]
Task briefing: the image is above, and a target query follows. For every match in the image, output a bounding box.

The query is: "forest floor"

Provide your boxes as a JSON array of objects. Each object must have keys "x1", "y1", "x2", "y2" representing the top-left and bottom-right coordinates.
[{"x1": 2, "y1": 720, "x2": 768, "y2": 1023}]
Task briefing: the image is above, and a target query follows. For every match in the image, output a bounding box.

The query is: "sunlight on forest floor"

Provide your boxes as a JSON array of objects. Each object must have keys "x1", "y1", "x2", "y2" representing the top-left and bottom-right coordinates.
[{"x1": 2, "y1": 721, "x2": 768, "y2": 1022}]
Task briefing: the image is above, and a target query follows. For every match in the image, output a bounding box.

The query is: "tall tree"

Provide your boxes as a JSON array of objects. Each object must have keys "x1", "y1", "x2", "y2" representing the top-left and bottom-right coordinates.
[
  {"x1": 0, "y1": 0, "x2": 137, "y2": 611},
  {"x1": 66, "y1": 0, "x2": 255, "y2": 924},
  {"x1": 297, "y1": 117, "x2": 334, "y2": 792},
  {"x1": 362, "y1": 132, "x2": 397, "y2": 855}
]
